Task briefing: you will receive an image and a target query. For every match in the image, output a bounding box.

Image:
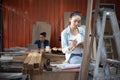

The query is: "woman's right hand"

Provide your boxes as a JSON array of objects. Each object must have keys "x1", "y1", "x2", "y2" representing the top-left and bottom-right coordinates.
[
  {"x1": 68, "y1": 39, "x2": 77, "y2": 51},
  {"x1": 71, "y1": 39, "x2": 77, "y2": 47}
]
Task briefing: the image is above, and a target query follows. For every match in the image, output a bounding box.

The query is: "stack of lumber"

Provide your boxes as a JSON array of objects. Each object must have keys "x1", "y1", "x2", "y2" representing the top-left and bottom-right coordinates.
[
  {"x1": 0, "y1": 52, "x2": 28, "y2": 72},
  {"x1": 13, "y1": 54, "x2": 27, "y2": 61},
  {"x1": 22, "y1": 52, "x2": 43, "y2": 75}
]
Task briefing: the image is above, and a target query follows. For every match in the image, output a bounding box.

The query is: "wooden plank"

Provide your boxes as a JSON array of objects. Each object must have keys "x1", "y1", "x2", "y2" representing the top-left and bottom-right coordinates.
[
  {"x1": 23, "y1": 53, "x2": 32, "y2": 69},
  {"x1": 91, "y1": 0, "x2": 100, "y2": 60},
  {"x1": 13, "y1": 55, "x2": 26, "y2": 61},
  {"x1": 78, "y1": 0, "x2": 94, "y2": 80},
  {"x1": 26, "y1": 52, "x2": 44, "y2": 74},
  {"x1": 28, "y1": 52, "x2": 38, "y2": 69},
  {"x1": 31, "y1": 71, "x2": 79, "y2": 80},
  {"x1": 33, "y1": 53, "x2": 43, "y2": 74},
  {"x1": 34, "y1": 53, "x2": 41, "y2": 68},
  {"x1": 33, "y1": 68, "x2": 41, "y2": 74}
]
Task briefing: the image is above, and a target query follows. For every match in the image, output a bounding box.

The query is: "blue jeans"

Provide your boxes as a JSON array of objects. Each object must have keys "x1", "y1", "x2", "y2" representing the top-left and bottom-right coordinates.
[{"x1": 69, "y1": 54, "x2": 82, "y2": 64}]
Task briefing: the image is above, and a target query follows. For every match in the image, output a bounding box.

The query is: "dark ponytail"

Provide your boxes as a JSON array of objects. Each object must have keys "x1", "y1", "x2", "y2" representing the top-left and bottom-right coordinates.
[{"x1": 40, "y1": 32, "x2": 46, "y2": 37}]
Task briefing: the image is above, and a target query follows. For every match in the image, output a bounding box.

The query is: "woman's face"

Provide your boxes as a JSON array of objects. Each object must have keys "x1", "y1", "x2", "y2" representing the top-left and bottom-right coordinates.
[
  {"x1": 69, "y1": 15, "x2": 81, "y2": 28},
  {"x1": 40, "y1": 35, "x2": 45, "y2": 42}
]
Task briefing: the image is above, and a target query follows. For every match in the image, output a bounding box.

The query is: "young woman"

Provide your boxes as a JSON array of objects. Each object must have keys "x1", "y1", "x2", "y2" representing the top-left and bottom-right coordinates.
[{"x1": 61, "y1": 11, "x2": 85, "y2": 64}]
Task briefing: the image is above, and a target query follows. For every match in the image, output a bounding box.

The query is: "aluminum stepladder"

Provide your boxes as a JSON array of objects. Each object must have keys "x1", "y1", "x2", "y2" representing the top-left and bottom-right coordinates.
[
  {"x1": 93, "y1": 9, "x2": 120, "y2": 80},
  {"x1": 104, "y1": 35, "x2": 114, "y2": 59}
]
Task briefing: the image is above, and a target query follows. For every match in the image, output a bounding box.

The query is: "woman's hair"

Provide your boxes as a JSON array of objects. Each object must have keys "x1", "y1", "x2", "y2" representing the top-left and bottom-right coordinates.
[
  {"x1": 70, "y1": 11, "x2": 82, "y2": 18},
  {"x1": 40, "y1": 32, "x2": 46, "y2": 37},
  {"x1": 67, "y1": 11, "x2": 82, "y2": 25}
]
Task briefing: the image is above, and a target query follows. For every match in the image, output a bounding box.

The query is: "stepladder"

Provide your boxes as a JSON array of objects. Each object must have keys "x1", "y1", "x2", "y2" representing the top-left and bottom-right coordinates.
[{"x1": 93, "y1": 9, "x2": 120, "y2": 80}]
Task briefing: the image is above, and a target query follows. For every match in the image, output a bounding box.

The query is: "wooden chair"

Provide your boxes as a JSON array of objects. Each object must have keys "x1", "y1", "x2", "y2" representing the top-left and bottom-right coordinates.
[{"x1": 32, "y1": 22, "x2": 51, "y2": 44}]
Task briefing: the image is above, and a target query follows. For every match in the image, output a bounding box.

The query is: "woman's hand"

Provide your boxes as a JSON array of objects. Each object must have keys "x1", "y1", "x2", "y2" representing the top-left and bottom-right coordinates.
[
  {"x1": 68, "y1": 39, "x2": 77, "y2": 51},
  {"x1": 71, "y1": 39, "x2": 77, "y2": 47},
  {"x1": 77, "y1": 42, "x2": 84, "y2": 48}
]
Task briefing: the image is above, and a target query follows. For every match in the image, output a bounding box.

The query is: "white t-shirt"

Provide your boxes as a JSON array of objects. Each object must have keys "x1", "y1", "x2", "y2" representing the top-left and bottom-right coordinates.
[{"x1": 69, "y1": 33, "x2": 83, "y2": 54}]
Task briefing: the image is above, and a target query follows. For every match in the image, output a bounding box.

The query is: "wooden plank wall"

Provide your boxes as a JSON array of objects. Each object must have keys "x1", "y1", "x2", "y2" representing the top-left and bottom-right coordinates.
[{"x1": 2, "y1": 0, "x2": 119, "y2": 49}]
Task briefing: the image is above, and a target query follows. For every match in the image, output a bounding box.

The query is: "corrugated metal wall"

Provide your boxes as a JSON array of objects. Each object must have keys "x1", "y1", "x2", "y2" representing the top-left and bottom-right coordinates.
[
  {"x1": 0, "y1": 0, "x2": 2, "y2": 51},
  {"x1": 2, "y1": 0, "x2": 119, "y2": 49}
]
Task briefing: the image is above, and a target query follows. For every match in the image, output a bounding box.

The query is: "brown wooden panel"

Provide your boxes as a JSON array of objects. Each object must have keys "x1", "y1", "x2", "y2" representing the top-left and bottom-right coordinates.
[{"x1": 31, "y1": 71, "x2": 79, "y2": 80}]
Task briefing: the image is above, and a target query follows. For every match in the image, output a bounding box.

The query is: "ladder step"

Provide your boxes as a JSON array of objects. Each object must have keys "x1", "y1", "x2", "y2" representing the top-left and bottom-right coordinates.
[
  {"x1": 97, "y1": 74, "x2": 120, "y2": 80},
  {"x1": 106, "y1": 52, "x2": 113, "y2": 54},
  {"x1": 104, "y1": 35, "x2": 113, "y2": 39},
  {"x1": 107, "y1": 59, "x2": 120, "y2": 64}
]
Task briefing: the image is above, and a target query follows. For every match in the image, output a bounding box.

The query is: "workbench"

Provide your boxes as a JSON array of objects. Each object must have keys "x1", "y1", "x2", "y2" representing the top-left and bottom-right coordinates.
[
  {"x1": 0, "y1": 51, "x2": 92, "y2": 80},
  {"x1": 26, "y1": 53, "x2": 83, "y2": 80},
  {"x1": 31, "y1": 69, "x2": 80, "y2": 80}
]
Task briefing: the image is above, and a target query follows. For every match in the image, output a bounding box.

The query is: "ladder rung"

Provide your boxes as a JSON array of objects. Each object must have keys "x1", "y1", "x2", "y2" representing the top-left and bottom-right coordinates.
[
  {"x1": 107, "y1": 59, "x2": 120, "y2": 64},
  {"x1": 96, "y1": 74, "x2": 120, "y2": 79},
  {"x1": 106, "y1": 52, "x2": 113, "y2": 54},
  {"x1": 104, "y1": 35, "x2": 113, "y2": 39}
]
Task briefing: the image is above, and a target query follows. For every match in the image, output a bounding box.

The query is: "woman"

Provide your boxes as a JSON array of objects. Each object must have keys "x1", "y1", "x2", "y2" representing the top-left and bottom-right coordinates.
[
  {"x1": 61, "y1": 11, "x2": 85, "y2": 64},
  {"x1": 34, "y1": 32, "x2": 50, "y2": 51}
]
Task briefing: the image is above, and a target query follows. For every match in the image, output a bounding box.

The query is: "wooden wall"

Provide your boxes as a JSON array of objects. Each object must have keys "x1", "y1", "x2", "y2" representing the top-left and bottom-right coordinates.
[{"x1": 2, "y1": 0, "x2": 120, "y2": 49}]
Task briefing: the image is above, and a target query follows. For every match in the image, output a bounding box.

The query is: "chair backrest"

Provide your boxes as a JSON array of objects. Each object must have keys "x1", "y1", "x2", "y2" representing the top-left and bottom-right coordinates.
[
  {"x1": 32, "y1": 22, "x2": 51, "y2": 44},
  {"x1": 64, "y1": 12, "x2": 71, "y2": 28}
]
